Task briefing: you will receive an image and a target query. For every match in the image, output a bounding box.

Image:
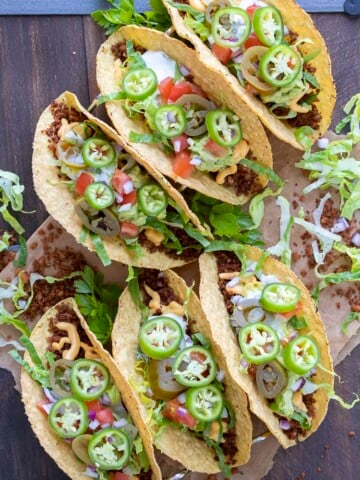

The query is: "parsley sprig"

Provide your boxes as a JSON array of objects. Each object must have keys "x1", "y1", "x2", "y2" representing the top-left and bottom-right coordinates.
[
  {"x1": 74, "y1": 267, "x2": 122, "y2": 344},
  {"x1": 91, "y1": 0, "x2": 171, "y2": 35}
]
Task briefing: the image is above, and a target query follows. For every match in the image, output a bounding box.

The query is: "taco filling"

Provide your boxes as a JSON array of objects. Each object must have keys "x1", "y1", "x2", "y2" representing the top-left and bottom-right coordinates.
[
  {"x1": 214, "y1": 251, "x2": 322, "y2": 440},
  {"x1": 166, "y1": 0, "x2": 322, "y2": 130},
  {"x1": 44, "y1": 101, "x2": 202, "y2": 261},
  {"x1": 132, "y1": 270, "x2": 239, "y2": 472},
  {"x1": 22, "y1": 301, "x2": 152, "y2": 480},
  {"x1": 109, "y1": 39, "x2": 263, "y2": 197}
]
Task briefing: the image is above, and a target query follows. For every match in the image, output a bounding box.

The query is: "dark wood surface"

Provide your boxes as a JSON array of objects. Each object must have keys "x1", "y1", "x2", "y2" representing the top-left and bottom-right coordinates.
[{"x1": 0, "y1": 11, "x2": 359, "y2": 480}]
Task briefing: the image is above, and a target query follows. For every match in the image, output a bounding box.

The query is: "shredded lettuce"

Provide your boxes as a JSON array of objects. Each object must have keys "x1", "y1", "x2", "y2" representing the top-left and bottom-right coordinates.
[
  {"x1": 167, "y1": 1, "x2": 205, "y2": 22},
  {"x1": 248, "y1": 186, "x2": 283, "y2": 229},
  {"x1": 341, "y1": 312, "x2": 360, "y2": 336},
  {"x1": 335, "y1": 93, "x2": 360, "y2": 143},
  {"x1": 0, "y1": 169, "x2": 26, "y2": 234},
  {"x1": 127, "y1": 267, "x2": 150, "y2": 320},
  {"x1": 12, "y1": 235, "x2": 27, "y2": 268},
  {"x1": 0, "y1": 231, "x2": 11, "y2": 252},
  {"x1": 89, "y1": 231, "x2": 112, "y2": 267},
  {"x1": 184, "y1": 14, "x2": 210, "y2": 41},
  {"x1": 267, "y1": 196, "x2": 294, "y2": 266},
  {"x1": 8, "y1": 335, "x2": 51, "y2": 388}
]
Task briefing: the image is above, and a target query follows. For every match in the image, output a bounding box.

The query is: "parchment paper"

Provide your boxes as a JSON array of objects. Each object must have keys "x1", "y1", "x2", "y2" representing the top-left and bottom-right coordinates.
[{"x1": 0, "y1": 132, "x2": 358, "y2": 480}]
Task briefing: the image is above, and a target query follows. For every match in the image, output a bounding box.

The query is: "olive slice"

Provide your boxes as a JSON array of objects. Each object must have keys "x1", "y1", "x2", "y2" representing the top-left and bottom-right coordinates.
[
  {"x1": 205, "y1": 0, "x2": 231, "y2": 24},
  {"x1": 148, "y1": 358, "x2": 186, "y2": 401},
  {"x1": 256, "y1": 361, "x2": 288, "y2": 399},
  {"x1": 241, "y1": 46, "x2": 277, "y2": 94},
  {"x1": 75, "y1": 198, "x2": 120, "y2": 237},
  {"x1": 72, "y1": 434, "x2": 93, "y2": 464}
]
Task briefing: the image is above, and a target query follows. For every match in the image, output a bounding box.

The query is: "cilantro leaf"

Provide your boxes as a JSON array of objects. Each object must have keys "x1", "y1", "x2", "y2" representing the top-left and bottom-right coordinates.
[{"x1": 288, "y1": 316, "x2": 308, "y2": 330}]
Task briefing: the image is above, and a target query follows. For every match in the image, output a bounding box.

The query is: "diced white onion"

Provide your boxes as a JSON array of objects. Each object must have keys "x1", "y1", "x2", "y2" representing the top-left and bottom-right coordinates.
[
  {"x1": 231, "y1": 295, "x2": 244, "y2": 306},
  {"x1": 291, "y1": 377, "x2": 305, "y2": 392},
  {"x1": 179, "y1": 65, "x2": 191, "y2": 76},
  {"x1": 216, "y1": 370, "x2": 225, "y2": 382},
  {"x1": 113, "y1": 418, "x2": 128, "y2": 428},
  {"x1": 173, "y1": 140, "x2": 181, "y2": 153},
  {"x1": 89, "y1": 419, "x2": 100, "y2": 430},
  {"x1": 331, "y1": 217, "x2": 349, "y2": 233},
  {"x1": 115, "y1": 192, "x2": 123, "y2": 203},
  {"x1": 190, "y1": 156, "x2": 202, "y2": 166},
  {"x1": 101, "y1": 422, "x2": 111, "y2": 429},
  {"x1": 279, "y1": 419, "x2": 291, "y2": 430},
  {"x1": 208, "y1": 35, "x2": 215, "y2": 45},
  {"x1": 283, "y1": 25, "x2": 290, "y2": 35},
  {"x1": 123, "y1": 180, "x2": 134, "y2": 194},
  {"x1": 232, "y1": 54, "x2": 244, "y2": 64},
  {"x1": 221, "y1": 407, "x2": 229, "y2": 419},
  {"x1": 84, "y1": 466, "x2": 99, "y2": 478},
  {"x1": 226, "y1": 277, "x2": 240, "y2": 288},
  {"x1": 118, "y1": 203, "x2": 132, "y2": 212},
  {"x1": 41, "y1": 403, "x2": 55, "y2": 415},
  {"x1": 351, "y1": 232, "x2": 360, "y2": 247},
  {"x1": 43, "y1": 388, "x2": 60, "y2": 404},
  {"x1": 177, "y1": 393, "x2": 187, "y2": 404},
  {"x1": 317, "y1": 137, "x2": 329, "y2": 149}
]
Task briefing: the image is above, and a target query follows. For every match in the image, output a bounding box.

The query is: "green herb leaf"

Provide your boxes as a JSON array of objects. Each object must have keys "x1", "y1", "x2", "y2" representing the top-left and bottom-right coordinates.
[
  {"x1": 303, "y1": 71, "x2": 320, "y2": 89},
  {"x1": 288, "y1": 316, "x2": 308, "y2": 330},
  {"x1": 13, "y1": 235, "x2": 27, "y2": 268}
]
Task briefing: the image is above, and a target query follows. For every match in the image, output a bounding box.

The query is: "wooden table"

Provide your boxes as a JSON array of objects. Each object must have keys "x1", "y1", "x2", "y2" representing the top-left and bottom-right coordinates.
[{"x1": 0, "y1": 8, "x2": 359, "y2": 480}]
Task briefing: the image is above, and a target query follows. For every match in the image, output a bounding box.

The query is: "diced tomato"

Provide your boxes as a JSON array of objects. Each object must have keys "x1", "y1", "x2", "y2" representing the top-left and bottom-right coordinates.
[
  {"x1": 163, "y1": 399, "x2": 197, "y2": 429},
  {"x1": 211, "y1": 44, "x2": 232, "y2": 65},
  {"x1": 86, "y1": 400, "x2": 103, "y2": 413},
  {"x1": 109, "y1": 474, "x2": 130, "y2": 480},
  {"x1": 121, "y1": 190, "x2": 137, "y2": 206},
  {"x1": 172, "y1": 150, "x2": 194, "y2": 178},
  {"x1": 204, "y1": 139, "x2": 228, "y2": 158},
  {"x1": 37, "y1": 400, "x2": 51, "y2": 417},
  {"x1": 168, "y1": 81, "x2": 193, "y2": 102},
  {"x1": 112, "y1": 169, "x2": 131, "y2": 195},
  {"x1": 120, "y1": 221, "x2": 139, "y2": 239},
  {"x1": 246, "y1": 5, "x2": 259, "y2": 17},
  {"x1": 96, "y1": 407, "x2": 115, "y2": 425},
  {"x1": 75, "y1": 172, "x2": 93, "y2": 195},
  {"x1": 190, "y1": 351, "x2": 207, "y2": 363},
  {"x1": 244, "y1": 32, "x2": 264, "y2": 49},
  {"x1": 190, "y1": 84, "x2": 207, "y2": 98},
  {"x1": 172, "y1": 134, "x2": 189, "y2": 153},
  {"x1": 245, "y1": 83, "x2": 260, "y2": 95},
  {"x1": 281, "y1": 301, "x2": 304, "y2": 319},
  {"x1": 159, "y1": 76, "x2": 175, "y2": 103}
]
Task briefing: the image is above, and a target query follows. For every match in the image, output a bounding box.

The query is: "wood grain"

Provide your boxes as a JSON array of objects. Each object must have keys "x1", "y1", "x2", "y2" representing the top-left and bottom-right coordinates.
[{"x1": 0, "y1": 12, "x2": 359, "y2": 480}]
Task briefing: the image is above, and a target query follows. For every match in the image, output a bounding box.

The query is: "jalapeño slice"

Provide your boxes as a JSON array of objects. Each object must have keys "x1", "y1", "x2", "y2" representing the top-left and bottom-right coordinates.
[
  {"x1": 211, "y1": 7, "x2": 251, "y2": 48},
  {"x1": 138, "y1": 184, "x2": 168, "y2": 216},
  {"x1": 239, "y1": 323, "x2": 280, "y2": 365},
  {"x1": 122, "y1": 68, "x2": 157, "y2": 101},
  {"x1": 260, "y1": 283, "x2": 301, "y2": 313},
  {"x1": 88, "y1": 428, "x2": 131, "y2": 470},
  {"x1": 259, "y1": 45, "x2": 302, "y2": 87},
  {"x1": 48, "y1": 397, "x2": 88, "y2": 438},
  {"x1": 253, "y1": 6, "x2": 284, "y2": 47},
  {"x1": 283, "y1": 336, "x2": 319, "y2": 375},
  {"x1": 139, "y1": 316, "x2": 183, "y2": 360},
  {"x1": 153, "y1": 105, "x2": 187, "y2": 138},
  {"x1": 70, "y1": 359, "x2": 110, "y2": 401},
  {"x1": 185, "y1": 385, "x2": 225, "y2": 422},
  {"x1": 82, "y1": 138, "x2": 116, "y2": 169},
  {"x1": 84, "y1": 182, "x2": 115, "y2": 210},
  {"x1": 205, "y1": 109, "x2": 242, "y2": 147},
  {"x1": 50, "y1": 359, "x2": 73, "y2": 398},
  {"x1": 172, "y1": 346, "x2": 217, "y2": 387},
  {"x1": 256, "y1": 361, "x2": 287, "y2": 399}
]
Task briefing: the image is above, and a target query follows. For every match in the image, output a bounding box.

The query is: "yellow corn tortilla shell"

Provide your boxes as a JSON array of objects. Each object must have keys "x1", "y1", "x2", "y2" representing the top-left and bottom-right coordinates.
[
  {"x1": 164, "y1": 0, "x2": 336, "y2": 150},
  {"x1": 198, "y1": 248, "x2": 334, "y2": 448},
  {"x1": 32, "y1": 91, "x2": 207, "y2": 269},
  {"x1": 20, "y1": 298, "x2": 161, "y2": 480},
  {"x1": 112, "y1": 270, "x2": 253, "y2": 473},
  {"x1": 96, "y1": 26, "x2": 273, "y2": 205}
]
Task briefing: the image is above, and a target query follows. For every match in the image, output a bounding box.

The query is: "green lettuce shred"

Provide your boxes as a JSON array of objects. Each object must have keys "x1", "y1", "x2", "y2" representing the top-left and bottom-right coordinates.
[
  {"x1": 0, "y1": 169, "x2": 26, "y2": 234},
  {"x1": 341, "y1": 312, "x2": 360, "y2": 336},
  {"x1": 267, "y1": 196, "x2": 294, "y2": 266}
]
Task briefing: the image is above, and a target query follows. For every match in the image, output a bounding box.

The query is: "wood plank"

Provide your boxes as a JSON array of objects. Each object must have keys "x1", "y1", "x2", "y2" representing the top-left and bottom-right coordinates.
[
  {"x1": 0, "y1": 0, "x2": 346, "y2": 14},
  {"x1": 0, "y1": 16, "x2": 90, "y2": 236}
]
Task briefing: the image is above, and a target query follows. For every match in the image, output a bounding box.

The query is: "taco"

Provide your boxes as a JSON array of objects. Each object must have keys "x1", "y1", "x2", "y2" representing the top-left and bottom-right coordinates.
[
  {"x1": 112, "y1": 269, "x2": 253, "y2": 474},
  {"x1": 33, "y1": 91, "x2": 211, "y2": 268},
  {"x1": 96, "y1": 26, "x2": 273, "y2": 205},
  {"x1": 199, "y1": 247, "x2": 334, "y2": 447},
  {"x1": 163, "y1": 0, "x2": 336, "y2": 150},
  {"x1": 20, "y1": 298, "x2": 161, "y2": 480}
]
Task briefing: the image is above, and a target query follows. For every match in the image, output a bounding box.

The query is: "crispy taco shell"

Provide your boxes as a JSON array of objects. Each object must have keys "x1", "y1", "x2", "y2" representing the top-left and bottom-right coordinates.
[
  {"x1": 96, "y1": 26, "x2": 273, "y2": 205},
  {"x1": 112, "y1": 270, "x2": 253, "y2": 472},
  {"x1": 199, "y1": 248, "x2": 334, "y2": 448},
  {"x1": 20, "y1": 298, "x2": 161, "y2": 480},
  {"x1": 32, "y1": 91, "x2": 207, "y2": 269},
  {"x1": 164, "y1": 0, "x2": 336, "y2": 150}
]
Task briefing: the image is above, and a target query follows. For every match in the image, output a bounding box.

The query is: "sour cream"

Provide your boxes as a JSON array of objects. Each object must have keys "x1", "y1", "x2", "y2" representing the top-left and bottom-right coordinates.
[
  {"x1": 233, "y1": 0, "x2": 267, "y2": 9},
  {"x1": 141, "y1": 51, "x2": 177, "y2": 83}
]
